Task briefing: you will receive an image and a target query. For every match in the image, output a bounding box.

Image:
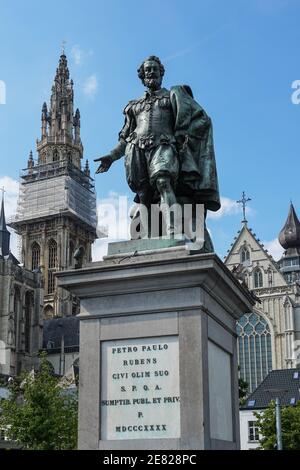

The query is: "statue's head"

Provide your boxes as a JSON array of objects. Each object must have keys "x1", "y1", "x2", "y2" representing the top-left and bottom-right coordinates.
[{"x1": 138, "y1": 56, "x2": 165, "y2": 91}]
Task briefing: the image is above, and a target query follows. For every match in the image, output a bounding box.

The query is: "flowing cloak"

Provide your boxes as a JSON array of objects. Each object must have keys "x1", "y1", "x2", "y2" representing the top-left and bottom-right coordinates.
[{"x1": 170, "y1": 85, "x2": 220, "y2": 212}]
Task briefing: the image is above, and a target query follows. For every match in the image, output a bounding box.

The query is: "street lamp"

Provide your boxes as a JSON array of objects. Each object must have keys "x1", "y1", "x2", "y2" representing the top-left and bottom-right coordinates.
[{"x1": 265, "y1": 388, "x2": 287, "y2": 450}]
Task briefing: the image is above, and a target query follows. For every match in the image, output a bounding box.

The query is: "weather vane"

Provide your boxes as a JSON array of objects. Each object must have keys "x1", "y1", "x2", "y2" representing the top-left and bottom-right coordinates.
[{"x1": 237, "y1": 191, "x2": 251, "y2": 224}]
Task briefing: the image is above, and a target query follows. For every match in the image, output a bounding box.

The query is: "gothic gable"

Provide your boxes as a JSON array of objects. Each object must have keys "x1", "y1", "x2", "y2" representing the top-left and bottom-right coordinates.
[{"x1": 225, "y1": 224, "x2": 287, "y2": 290}]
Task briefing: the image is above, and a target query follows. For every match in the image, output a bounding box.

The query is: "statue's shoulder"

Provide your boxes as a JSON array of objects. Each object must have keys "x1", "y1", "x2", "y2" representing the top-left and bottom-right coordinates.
[
  {"x1": 123, "y1": 99, "x2": 139, "y2": 114},
  {"x1": 170, "y1": 85, "x2": 194, "y2": 98}
]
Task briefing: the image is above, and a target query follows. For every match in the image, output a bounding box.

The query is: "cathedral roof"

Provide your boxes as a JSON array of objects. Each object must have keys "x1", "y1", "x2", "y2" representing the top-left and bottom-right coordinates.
[{"x1": 278, "y1": 203, "x2": 300, "y2": 251}]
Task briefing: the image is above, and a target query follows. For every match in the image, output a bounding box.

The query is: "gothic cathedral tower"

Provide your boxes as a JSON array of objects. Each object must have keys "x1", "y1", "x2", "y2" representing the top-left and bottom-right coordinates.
[{"x1": 10, "y1": 53, "x2": 97, "y2": 318}]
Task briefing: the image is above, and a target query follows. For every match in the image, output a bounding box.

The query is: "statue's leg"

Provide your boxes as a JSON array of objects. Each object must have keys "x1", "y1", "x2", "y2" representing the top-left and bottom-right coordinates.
[
  {"x1": 137, "y1": 191, "x2": 151, "y2": 238},
  {"x1": 156, "y1": 177, "x2": 178, "y2": 236},
  {"x1": 150, "y1": 144, "x2": 180, "y2": 237},
  {"x1": 126, "y1": 145, "x2": 152, "y2": 239}
]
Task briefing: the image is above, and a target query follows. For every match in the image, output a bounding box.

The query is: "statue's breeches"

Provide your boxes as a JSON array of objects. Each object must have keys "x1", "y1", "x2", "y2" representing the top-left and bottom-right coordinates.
[{"x1": 124, "y1": 142, "x2": 179, "y2": 194}]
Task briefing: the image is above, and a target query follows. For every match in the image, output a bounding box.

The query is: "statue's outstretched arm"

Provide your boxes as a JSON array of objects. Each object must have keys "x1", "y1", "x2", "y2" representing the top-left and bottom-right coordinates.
[{"x1": 94, "y1": 139, "x2": 126, "y2": 174}]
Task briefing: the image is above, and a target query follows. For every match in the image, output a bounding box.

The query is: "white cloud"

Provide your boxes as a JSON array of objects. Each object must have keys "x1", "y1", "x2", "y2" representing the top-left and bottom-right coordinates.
[
  {"x1": 0, "y1": 175, "x2": 19, "y2": 218},
  {"x1": 208, "y1": 196, "x2": 243, "y2": 220},
  {"x1": 0, "y1": 175, "x2": 20, "y2": 258},
  {"x1": 71, "y1": 45, "x2": 82, "y2": 66},
  {"x1": 263, "y1": 238, "x2": 284, "y2": 261},
  {"x1": 92, "y1": 191, "x2": 132, "y2": 261},
  {"x1": 83, "y1": 74, "x2": 98, "y2": 97},
  {"x1": 71, "y1": 45, "x2": 94, "y2": 66}
]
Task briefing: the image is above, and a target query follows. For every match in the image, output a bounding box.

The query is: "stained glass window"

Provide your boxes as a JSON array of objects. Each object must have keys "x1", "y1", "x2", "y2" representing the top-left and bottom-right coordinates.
[{"x1": 237, "y1": 312, "x2": 272, "y2": 393}]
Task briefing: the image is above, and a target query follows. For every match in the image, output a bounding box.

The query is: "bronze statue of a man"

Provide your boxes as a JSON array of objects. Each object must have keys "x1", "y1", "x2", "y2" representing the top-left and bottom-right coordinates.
[{"x1": 95, "y1": 55, "x2": 220, "y2": 240}]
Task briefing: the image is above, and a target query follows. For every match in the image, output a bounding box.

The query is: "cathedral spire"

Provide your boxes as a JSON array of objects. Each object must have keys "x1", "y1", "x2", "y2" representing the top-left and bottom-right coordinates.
[
  {"x1": 37, "y1": 52, "x2": 83, "y2": 168},
  {"x1": 48, "y1": 53, "x2": 74, "y2": 142},
  {"x1": 0, "y1": 189, "x2": 10, "y2": 258},
  {"x1": 278, "y1": 203, "x2": 300, "y2": 252}
]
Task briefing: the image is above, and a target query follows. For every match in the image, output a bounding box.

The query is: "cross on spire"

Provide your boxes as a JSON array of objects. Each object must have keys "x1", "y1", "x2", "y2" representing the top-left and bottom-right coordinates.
[{"x1": 237, "y1": 191, "x2": 251, "y2": 224}]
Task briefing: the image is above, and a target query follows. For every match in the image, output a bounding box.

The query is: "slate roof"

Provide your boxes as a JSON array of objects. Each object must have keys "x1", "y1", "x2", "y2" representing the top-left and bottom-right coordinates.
[
  {"x1": 279, "y1": 203, "x2": 300, "y2": 251},
  {"x1": 42, "y1": 316, "x2": 79, "y2": 354},
  {"x1": 242, "y1": 368, "x2": 300, "y2": 410}
]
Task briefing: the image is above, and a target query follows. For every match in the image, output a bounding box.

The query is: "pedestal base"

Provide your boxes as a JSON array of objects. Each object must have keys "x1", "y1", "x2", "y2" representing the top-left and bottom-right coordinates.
[{"x1": 57, "y1": 246, "x2": 254, "y2": 450}]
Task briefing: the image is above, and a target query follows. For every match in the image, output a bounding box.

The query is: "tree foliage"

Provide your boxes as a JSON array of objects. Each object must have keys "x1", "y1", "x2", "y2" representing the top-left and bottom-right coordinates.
[
  {"x1": 0, "y1": 354, "x2": 78, "y2": 450},
  {"x1": 254, "y1": 401, "x2": 300, "y2": 450},
  {"x1": 239, "y1": 376, "x2": 249, "y2": 406}
]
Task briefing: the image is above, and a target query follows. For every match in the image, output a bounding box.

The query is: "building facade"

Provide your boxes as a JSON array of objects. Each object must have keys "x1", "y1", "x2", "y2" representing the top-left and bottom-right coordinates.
[
  {"x1": 0, "y1": 195, "x2": 43, "y2": 376},
  {"x1": 10, "y1": 53, "x2": 97, "y2": 318},
  {"x1": 225, "y1": 204, "x2": 300, "y2": 393}
]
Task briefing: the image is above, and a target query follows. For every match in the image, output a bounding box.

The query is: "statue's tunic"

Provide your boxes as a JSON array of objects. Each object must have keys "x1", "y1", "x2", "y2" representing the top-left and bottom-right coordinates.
[
  {"x1": 112, "y1": 88, "x2": 179, "y2": 197},
  {"x1": 110, "y1": 85, "x2": 220, "y2": 211}
]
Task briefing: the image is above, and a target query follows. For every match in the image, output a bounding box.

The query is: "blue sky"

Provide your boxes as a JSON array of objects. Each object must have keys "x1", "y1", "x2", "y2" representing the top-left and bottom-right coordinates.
[{"x1": 1, "y1": 0, "x2": 300, "y2": 260}]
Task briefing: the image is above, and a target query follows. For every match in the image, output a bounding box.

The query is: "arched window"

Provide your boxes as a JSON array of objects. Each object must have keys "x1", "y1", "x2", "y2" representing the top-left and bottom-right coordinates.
[
  {"x1": 241, "y1": 247, "x2": 250, "y2": 265},
  {"x1": 44, "y1": 305, "x2": 54, "y2": 319},
  {"x1": 254, "y1": 269, "x2": 263, "y2": 288},
  {"x1": 48, "y1": 239, "x2": 57, "y2": 269},
  {"x1": 31, "y1": 242, "x2": 40, "y2": 271},
  {"x1": 48, "y1": 239, "x2": 57, "y2": 294},
  {"x1": 67, "y1": 152, "x2": 72, "y2": 164},
  {"x1": 237, "y1": 312, "x2": 272, "y2": 392},
  {"x1": 24, "y1": 292, "x2": 33, "y2": 353},
  {"x1": 53, "y1": 150, "x2": 59, "y2": 162}
]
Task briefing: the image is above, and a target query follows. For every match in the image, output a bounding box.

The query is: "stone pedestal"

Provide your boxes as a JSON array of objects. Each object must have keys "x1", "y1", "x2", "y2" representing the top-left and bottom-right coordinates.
[{"x1": 57, "y1": 245, "x2": 254, "y2": 450}]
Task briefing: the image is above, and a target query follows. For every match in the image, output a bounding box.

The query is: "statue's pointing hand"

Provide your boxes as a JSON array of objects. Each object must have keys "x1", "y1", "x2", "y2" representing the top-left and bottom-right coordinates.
[{"x1": 94, "y1": 155, "x2": 113, "y2": 174}]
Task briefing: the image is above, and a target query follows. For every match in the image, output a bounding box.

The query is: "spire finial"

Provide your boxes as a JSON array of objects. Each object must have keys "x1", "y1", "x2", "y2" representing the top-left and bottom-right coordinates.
[
  {"x1": 84, "y1": 159, "x2": 90, "y2": 177},
  {"x1": 61, "y1": 40, "x2": 67, "y2": 55},
  {"x1": 0, "y1": 186, "x2": 10, "y2": 257},
  {"x1": 1, "y1": 187, "x2": 5, "y2": 207},
  {"x1": 28, "y1": 150, "x2": 34, "y2": 169},
  {"x1": 237, "y1": 191, "x2": 251, "y2": 224}
]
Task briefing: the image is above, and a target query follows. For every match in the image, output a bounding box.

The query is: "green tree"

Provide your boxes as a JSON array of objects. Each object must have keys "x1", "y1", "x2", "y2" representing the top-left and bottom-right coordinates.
[
  {"x1": 239, "y1": 376, "x2": 249, "y2": 406},
  {"x1": 0, "y1": 354, "x2": 78, "y2": 450},
  {"x1": 254, "y1": 401, "x2": 300, "y2": 450}
]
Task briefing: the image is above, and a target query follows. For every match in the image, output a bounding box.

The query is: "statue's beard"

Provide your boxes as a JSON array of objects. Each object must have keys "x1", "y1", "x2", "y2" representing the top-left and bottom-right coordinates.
[{"x1": 143, "y1": 76, "x2": 162, "y2": 91}]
